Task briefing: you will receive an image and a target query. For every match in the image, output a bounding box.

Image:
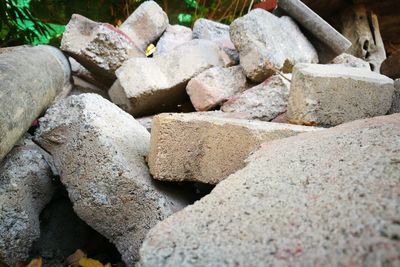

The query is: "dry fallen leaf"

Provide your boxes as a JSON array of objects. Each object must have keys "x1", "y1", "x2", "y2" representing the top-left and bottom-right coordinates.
[
  {"x1": 27, "y1": 258, "x2": 42, "y2": 267},
  {"x1": 65, "y1": 249, "x2": 86, "y2": 267},
  {"x1": 288, "y1": 119, "x2": 319, "y2": 126},
  {"x1": 79, "y1": 258, "x2": 105, "y2": 267}
]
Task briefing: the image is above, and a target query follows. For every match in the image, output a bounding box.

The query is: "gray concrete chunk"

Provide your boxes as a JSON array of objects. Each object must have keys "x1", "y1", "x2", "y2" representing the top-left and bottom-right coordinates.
[
  {"x1": 389, "y1": 79, "x2": 400, "y2": 114},
  {"x1": 35, "y1": 94, "x2": 189, "y2": 265},
  {"x1": 148, "y1": 113, "x2": 320, "y2": 184},
  {"x1": 120, "y1": 1, "x2": 169, "y2": 51},
  {"x1": 230, "y1": 9, "x2": 318, "y2": 82},
  {"x1": 154, "y1": 25, "x2": 192, "y2": 56},
  {"x1": 186, "y1": 66, "x2": 249, "y2": 111},
  {"x1": 0, "y1": 137, "x2": 55, "y2": 265},
  {"x1": 287, "y1": 63, "x2": 394, "y2": 126},
  {"x1": 61, "y1": 14, "x2": 144, "y2": 81},
  {"x1": 221, "y1": 74, "x2": 291, "y2": 121},
  {"x1": 109, "y1": 40, "x2": 232, "y2": 116},
  {"x1": 139, "y1": 114, "x2": 400, "y2": 267}
]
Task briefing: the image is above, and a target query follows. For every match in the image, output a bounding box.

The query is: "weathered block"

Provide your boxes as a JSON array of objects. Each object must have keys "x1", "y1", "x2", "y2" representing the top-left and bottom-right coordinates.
[
  {"x1": 61, "y1": 14, "x2": 144, "y2": 81},
  {"x1": 287, "y1": 64, "x2": 394, "y2": 126},
  {"x1": 330, "y1": 53, "x2": 370, "y2": 69},
  {"x1": 109, "y1": 40, "x2": 231, "y2": 116},
  {"x1": 148, "y1": 113, "x2": 320, "y2": 184},
  {"x1": 230, "y1": 9, "x2": 318, "y2": 82},
  {"x1": 389, "y1": 79, "x2": 400, "y2": 114},
  {"x1": 193, "y1": 18, "x2": 239, "y2": 63},
  {"x1": 119, "y1": 1, "x2": 168, "y2": 51},
  {"x1": 154, "y1": 25, "x2": 192, "y2": 56},
  {"x1": 221, "y1": 74, "x2": 291, "y2": 121},
  {"x1": 139, "y1": 114, "x2": 400, "y2": 267},
  {"x1": 186, "y1": 66, "x2": 249, "y2": 111},
  {"x1": 35, "y1": 94, "x2": 189, "y2": 265},
  {"x1": 0, "y1": 137, "x2": 54, "y2": 265},
  {"x1": 0, "y1": 45, "x2": 71, "y2": 162}
]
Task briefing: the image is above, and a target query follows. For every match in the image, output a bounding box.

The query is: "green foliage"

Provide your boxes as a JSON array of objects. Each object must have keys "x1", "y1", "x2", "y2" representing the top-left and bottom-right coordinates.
[{"x1": 0, "y1": 0, "x2": 62, "y2": 47}]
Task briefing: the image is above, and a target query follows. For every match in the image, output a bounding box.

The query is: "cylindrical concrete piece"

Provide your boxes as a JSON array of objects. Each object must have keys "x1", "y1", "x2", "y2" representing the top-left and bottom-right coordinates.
[
  {"x1": 0, "y1": 45, "x2": 71, "y2": 162},
  {"x1": 278, "y1": 0, "x2": 352, "y2": 55}
]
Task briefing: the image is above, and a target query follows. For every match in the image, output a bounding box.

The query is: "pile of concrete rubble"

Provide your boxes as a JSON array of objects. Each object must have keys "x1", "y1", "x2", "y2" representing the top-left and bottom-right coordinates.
[{"x1": 0, "y1": 0, "x2": 399, "y2": 266}]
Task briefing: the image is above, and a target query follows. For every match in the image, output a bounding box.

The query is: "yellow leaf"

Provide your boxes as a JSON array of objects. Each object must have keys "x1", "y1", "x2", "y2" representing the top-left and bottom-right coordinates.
[
  {"x1": 145, "y1": 44, "x2": 156, "y2": 57},
  {"x1": 79, "y1": 258, "x2": 104, "y2": 267},
  {"x1": 27, "y1": 258, "x2": 42, "y2": 267},
  {"x1": 66, "y1": 249, "x2": 86, "y2": 267}
]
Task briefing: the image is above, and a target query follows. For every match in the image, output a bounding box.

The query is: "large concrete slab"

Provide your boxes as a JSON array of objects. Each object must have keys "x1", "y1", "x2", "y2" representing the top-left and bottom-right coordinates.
[
  {"x1": 287, "y1": 64, "x2": 394, "y2": 126},
  {"x1": 139, "y1": 114, "x2": 400, "y2": 267},
  {"x1": 148, "y1": 113, "x2": 320, "y2": 184},
  {"x1": 230, "y1": 9, "x2": 318, "y2": 82},
  {"x1": 109, "y1": 40, "x2": 231, "y2": 116},
  {"x1": 35, "y1": 94, "x2": 190, "y2": 265}
]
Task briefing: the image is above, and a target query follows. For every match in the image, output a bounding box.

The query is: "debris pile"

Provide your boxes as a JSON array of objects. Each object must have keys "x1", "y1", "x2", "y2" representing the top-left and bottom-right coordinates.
[{"x1": 0, "y1": 0, "x2": 399, "y2": 266}]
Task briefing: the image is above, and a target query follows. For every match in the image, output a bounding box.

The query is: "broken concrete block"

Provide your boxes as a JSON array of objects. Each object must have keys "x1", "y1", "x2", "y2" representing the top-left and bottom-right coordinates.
[
  {"x1": 193, "y1": 18, "x2": 239, "y2": 63},
  {"x1": 287, "y1": 64, "x2": 394, "y2": 126},
  {"x1": 139, "y1": 114, "x2": 400, "y2": 267},
  {"x1": 61, "y1": 14, "x2": 144, "y2": 81},
  {"x1": 330, "y1": 53, "x2": 370, "y2": 69},
  {"x1": 0, "y1": 45, "x2": 71, "y2": 162},
  {"x1": 35, "y1": 94, "x2": 189, "y2": 265},
  {"x1": 389, "y1": 79, "x2": 400, "y2": 114},
  {"x1": 221, "y1": 74, "x2": 291, "y2": 121},
  {"x1": 136, "y1": 116, "x2": 154, "y2": 132},
  {"x1": 186, "y1": 66, "x2": 249, "y2": 111},
  {"x1": 148, "y1": 113, "x2": 320, "y2": 184},
  {"x1": 119, "y1": 1, "x2": 168, "y2": 51},
  {"x1": 230, "y1": 9, "x2": 318, "y2": 82},
  {"x1": 0, "y1": 137, "x2": 55, "y2": 265},
  {"x1": 69, "y1": 57, "x2": 110, "y2": 89},
  {"x1": 154, "y1": 25, "x2": 192, "y2": 56},
  {"x1": 109, "y1": 39, "x2": 231, "y2": 116}
]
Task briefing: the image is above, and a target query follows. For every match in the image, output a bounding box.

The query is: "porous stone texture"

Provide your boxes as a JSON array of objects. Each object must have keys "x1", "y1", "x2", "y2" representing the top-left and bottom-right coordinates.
[
  {"x1": 61, "y1": 14, "x2": 144, "y2": 81},
  {"x1": 139, "y1": 114, "x2": 400, "y2": 267},
  {"x1": 0, "y1": 45, "x2": 71, "y2": 162},
  {"x1": 0, "y1": 137, "x2": 55, "y2": 265},
  {"x1": 35, "y1": 94, "x2": 189, "y2": 265},
  {"x1": 119, "y1": 1, "x2": 168, "y2": 51},
  {"x1": 330, "y1": 53, "x2": 371, "y2": 69},
  {"x1": 230, "y1": 9, "x2": 318, "y2": 82},
  {"x1": 389, "y1": 79, "x2": 400, "y2": 114},
  {"x1": 221, "y1": 74, "x2": 291, "y2": 121},
  {"x1": 193, "y1": 18, "x2": 239, "y2": 63},
  {"x1": 154, "y1": 25, "x2": 192, "y2": 56},
  {"x1": 109, "y1": 39, "x2": 231, "y2": 117},
  {"x1": 287, "y1": 63, "x2": 394, "y2": 126},
  {"x1": 137, "y1": 116, "x2": 154, "y2": 132},
  {"x1": 148, "y1": 113, "x2": 320, "y2": 184},
  {"x1": 186, "y1": 66, "x2": 249, "y2": 111}
]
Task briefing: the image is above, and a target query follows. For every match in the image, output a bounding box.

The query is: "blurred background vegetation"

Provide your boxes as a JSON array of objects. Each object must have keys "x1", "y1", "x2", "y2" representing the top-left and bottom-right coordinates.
[{"x1": 0, "y1": 0, "x2": 253, "y2": 47}]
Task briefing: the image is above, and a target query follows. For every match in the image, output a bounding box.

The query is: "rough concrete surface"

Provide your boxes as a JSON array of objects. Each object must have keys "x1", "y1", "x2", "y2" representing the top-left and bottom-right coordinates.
[
  {"x1": 119, "y1": 1, "x2": 168, "y2": 51},
  {"x1": 0, "y1": 137, "x2": 55, "y2": 265},
  {"x1": 139, "y1": 114, "x2": 400, "y2": 267},
  {"x1": 186, "y1": 66, "x2": 249, "y2": 111},
  {"x1": 154, "y1": 25, "x2": 192, "y2": 56},
  {"x1": 230, "y1": 9, "x2": 318, "y2": 82},
  {"x1": 389, "y1": 79, "x2": 400, "y2": 114},
  {"x1": 222, "y1": 74, "x2": 291, "y2": 121},
  {"x1": 35, "y1": 94, "x2": 190, "y2": 265},
  {"x1": 61, "y1": 14, "x2": 144, "y2": 81},
  {"x1": 148, "y1": 113, "x2": 320, "y2": 184},
  {"x1": 287, "y1": 63, "x2": 394, "y2": 126}
]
